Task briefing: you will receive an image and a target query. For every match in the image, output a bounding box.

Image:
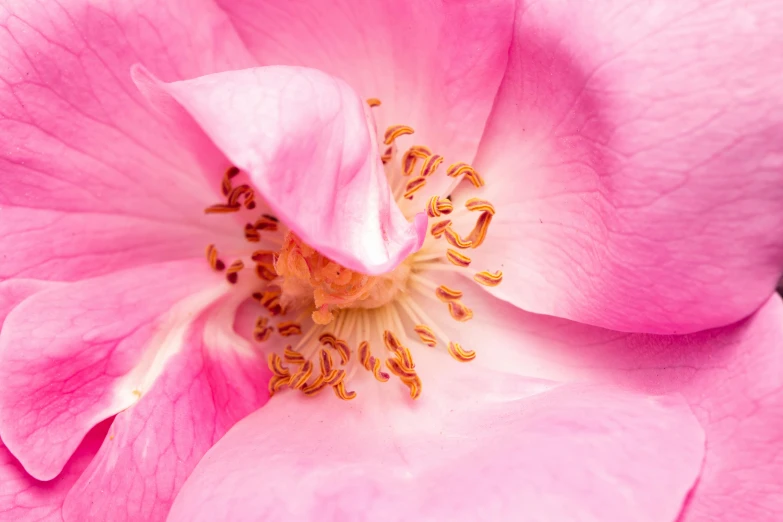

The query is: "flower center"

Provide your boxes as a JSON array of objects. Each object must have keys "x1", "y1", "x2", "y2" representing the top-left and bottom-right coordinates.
[{"x1": 202, "y1": 97, "x2": 502, "y2": 401}]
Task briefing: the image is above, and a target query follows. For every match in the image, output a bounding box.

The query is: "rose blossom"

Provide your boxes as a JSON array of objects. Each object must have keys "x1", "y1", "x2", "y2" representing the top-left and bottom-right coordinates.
[{"x1": 1, "y1": 1, "x2": 782, "y2": 521}]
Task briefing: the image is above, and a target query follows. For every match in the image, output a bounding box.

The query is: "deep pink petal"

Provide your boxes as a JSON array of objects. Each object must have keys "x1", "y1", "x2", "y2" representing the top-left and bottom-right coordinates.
[
  {"x1": 167, "y1": 361, "x2": 703, "y2": 522},
  {"x1": 0, "y1": 0, "x2": 255, "y2": 281},
  {"x1": 0, "y1": 261, "x2": 223, "y2": 481},
  {"x1": 215, "y1": 0, "x2": 514, "y2": 166},
  {"x1": 466, "y1": 0, "x2": 783, "y2": 333},
  {"x1": 62, "y1": 296, "x2": 269, "y2": 522},
  {"x1": 0, "y1": 421, "x2": 108, "y2": 522},
  {"x1": 423, "y1": 280, "x2": 783, "y2": 522},
  {"x1": 135, "y1": 65, "x2": 425, "y2": 274}
]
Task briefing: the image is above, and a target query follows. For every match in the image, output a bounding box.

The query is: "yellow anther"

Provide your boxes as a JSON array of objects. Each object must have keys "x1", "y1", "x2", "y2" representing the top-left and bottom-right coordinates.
[
  {"x1": 204, "y1": 203, "x2": 241, "y2": 214},
  {"x1": 448, "y1": 300, "x2": 474, "y2": 322},
  {"x1": 474, "y1": 270, "x2": 503, "y2": 287},
  {"x1": 448, "y1": 342, "x2": 476, "y2": 362},
  {"x1": 205, "y1": 244, "x2": 225, "y2": 271},
  {"x1": 359, "y1": 341, "x2": 371, "y2": 369},
  {"x1": 465, "y1": 170, "x2": 485, "y2": 187},
  {"x1": 268, "y1": 375, "x2": 290, "y2": 396},
  {"x1": 420, "y1": 154, "x2": 443, "y2": 177},
  {"x1": 277, "y1": 321, "x2": 302, "y2": 337},
  {"x1": 430, "y1": 219, "x2": 451, "y2": 238},
  {"x1": 465, "y1": 198, "x2": 495, "y2": 215},
  {"x1": 319, "y1": 333, "x2": 337, "y2": 347},
  {"x1": 383, "y1": 330, "x2": 403, "y2": 352},
  {"x1": 402, "y1": 145, "x2": 431, "y2": 176},
  {"x1": 386, "y1": 357, "x2": 417, "y2": 379},
  {"x1": 446, "y1": 249, "x2": 471, "y2": 267},
  {"x1": 366, "y1": 98, "x2": 381, "y2": 107},
  {"x1": 225, "y1": 260, "x2": 244, "y2": 284},
  {"x1": 402, "y1": 375, "x2": 422, "y2": 400},
  {"x1": 446, "y1": 162, "x2": 473, "y2": 178},
  {"x1": 444, "y1": 226, "x2": 473, "y2": 249},
  {"x1": 413, "y1": 325, "x2": 437, "y2": 347},
  {"x1": 435, "y1": 285, "x2": 463, "y2": 302},
  {"x1": 302, "y1": 375, "x2": 328, "y2": 396},
  {"x1": 403, "y1": 176, "x2": 427, "y2": 200},
  {"x1": 319, "y1": 349, "x2": 333, "y2": 375},
  {"x1": 289, "y1": 360, "x2": 314, "y2": 390},
  {"x1": 333, "y1": 381, "x2": 357, "y2": 401},
  {"x1": 370, "y1": 356, "x2": 390, "y2": 382},
  {"x1": 334, "y1": 340, "x2": 351, "y2": 365},
  {"x1": 267, "y1": 353, "x2": 289, "y2": 377},
  {"x1": 283, "y1": 346, "x2": 306, "y2": 364},
  {"x1": 381, "y1": 146, "x2": 393, "y2": 164},
  {"x1": 394, "y1": 346, "x2": 415, "y2": 370},
  {"x1": 427, "y1": 196, "x2": 454, "y2": 218},
  {"x1": 383, "y1": 125, "x2": 415, "y2": 145},
  {"x1": 467, "y1": 212, "x2": 493, "y2": 248},
  {"x1": 324, "y1": 368, "x2": 346, "y2": 386},
  {"x1": 254, "y1": 326, "x2": 273, "y2": 342}
]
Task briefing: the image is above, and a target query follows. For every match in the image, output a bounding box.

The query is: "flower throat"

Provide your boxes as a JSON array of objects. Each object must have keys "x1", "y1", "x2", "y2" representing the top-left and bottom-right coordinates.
[{"x1": 202, "y1": 97, "x2": 502, "y2": 401}]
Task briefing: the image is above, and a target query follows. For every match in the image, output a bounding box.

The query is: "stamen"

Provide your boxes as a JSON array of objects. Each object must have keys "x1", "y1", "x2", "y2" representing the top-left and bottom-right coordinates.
[
  {"x1": 430, "y1": 219, "x2": 451, "y2": 238},
  {"x1": 466, "y1": 212, "x2": 493, "y2": 248},
  {"x1": 404, "y1": 176, "x2": 427, "y2": 200},
  {"x1": 228, "y1": 184, "x2": 256, "y2": 210},
  {"x1": 369, "y1": 356, "x2": 390, "y2": 382},
  {"x1": 284, "y1": 346, "x2": 306, "y2": 364},
  {"x1": 448, "y1": 342, "x2": 476, "y2": 362},
  {"x1": 333, "y1": 381, "x2": 357, "y2": 400},
  {"x1": 386, "y1": 357, "x2": 417, "y2": 379},
  {"x1": 254, "y1": 215, "x2": 279, "y2": 232},
  {"x1": 225, "y1": 260, "x2": 244, "y2": 284},
  {"x1": 444, "y1": 226, "x2": 473, "y2": 249},
  {"x1": 205, "y1": 244, "x2": 225, "y2": 271},
  {"x1": 244, "y1": 223, "x2": 261, "y2": 242},
  {"x1": 402, "y1": 375, "x2": 422, "y2": 399},
  {"x1": 446, "y1": 249, "x2": 471, "y2": 267},
  {"x1": 204, "y1": 203, "x2": 241, "y2": 214},
  {"x1": 413, "y1": 325, "x2": 437, "y2": 347},
  {"x1": 474, "y1": 270, "x2": 503, "y2": 287},
  {"x1": 381, "y1": 146, "x2": 393, "y2": 164},
  {"x1": 302, "y1": 375, "x2": 327, "y2": 396},
  {"x1": 420, "y1": 154, "x2": 443, "y2": 177},
  {"x1": 254, "y1": 316, "x2": 273, "y2": 342},
  {"x1": 268, "y1": 375, "x2": 291, "y2": 396},
  {"x1": 289, "y1": 360, "x2": 314, "y2": 390},
  {"x1": 278, "y1": 321, "x2": 302, "y2": 337},
  {"x1": 221, "y1": 166, "x2": 240, "y2": 196},
  {"x1": 402, "y1": 146, "x2": 431, "y2": 176},
  {"x1": 448, "y1": 300, "x2": 474, "y2": 322},
  {"x1": 383, "y1": 125, "x2": 415, "y2": 145},
  {"x1": 465, "y1": 198, "x2": 496, "y2": 215},
  {"x1": 426, "y1": 196, "x2": 454, "y2": 218},
  {"x1": 267, "y1": 353, "x2": 289, "y2": 376},
  {"x1": 333, "y1": 340, "x2": 351, "y2": 365},
  {"x1": 359, "y1": 341, "x2": 371, "y2": 369},
  {"x1": 319, "y1": 349, "x2": 333, "y2": 374},
  {"x1": 435, "y1": 285, "x2": 463, "y2": 302},
  {"x1": 366, "y1": 98, "x2": 382, "y2": 107},
  {"x1": 446, "y1": 162, "x2": 484, "y2": 187},
  {"x1": 256, "y1": 264, "x2": 278, "y2": 282},
  {"x1": 383, "y1": 330, "x2": 404, "y2": 352}
]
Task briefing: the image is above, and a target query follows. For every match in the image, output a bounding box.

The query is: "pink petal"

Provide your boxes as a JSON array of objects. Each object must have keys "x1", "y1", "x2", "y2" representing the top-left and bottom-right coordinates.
[
  {"x1": 466, "y1": 0, "x2": 783, "y2": 333},
  {"x1": 167, "y1": 361, "x2": 703, "y2": 522},
  {"x1": 0, "y1": 421, "x2": 108, "y2": 522},
  {"x1": 134, "y1": 65, "x2": 426, "y2": 274},
  {"x1": 215, "y1": 0, "x2": 514, "y2": 165},
  {"x1": 0, "y1": 260, "x2": 223, "y2": 481},
  {"x1": 0, "y1": 0, "x2": 254, "y2": 282},
  {"x1": 62, "y1": 296, "x2": 269, "y2": 522},
  {"x1": 425, "y1": 279, "x2": 783, "y2": 522},
  {"x1": 0, "y1": 279, "x2": 58, "y2": 327}
]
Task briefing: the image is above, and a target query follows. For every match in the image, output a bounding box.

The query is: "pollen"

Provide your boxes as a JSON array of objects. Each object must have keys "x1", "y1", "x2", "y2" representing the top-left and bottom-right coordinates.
[{"x1": 202, "y1": 98, "x2": 503, "y2": 402}]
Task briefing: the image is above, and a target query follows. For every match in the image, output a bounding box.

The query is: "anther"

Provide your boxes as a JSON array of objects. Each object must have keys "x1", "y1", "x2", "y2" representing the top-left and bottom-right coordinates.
[
  {"x1": 402, "y1": 376, "x2": 422, "y2": 400},
  {"x1": 359, "y1": 341, "x2": 371, "y2": 369},
  {"x1": 366, "y1": 98, "x2": 381, "y2": 107},
  {"x1": 402, "y1": 145, "x2": 431, "y2": 176},
  {"x1": 289, "y1": 360, "x2": 314, "y2": 390},
  {"x1": 254, "y1": 216, "x2": 279, "y2": 232},
  {"x1": 381, "y1": 146, "x2": 393, "y2": 164},
  {"x1": 244, "y1": 223, "x2": 261, "y2": 242},
  {"x1": 333, "y1": 340, "x2": 351, "y2": 365},
  {"x1": 435, "y1": 285, "x2": 463, "y2": 302},
  {"x1": 267, "y1": 353, "x2": 289, "y2": 377},
  {"x1": 205, "y1": 244, "x2": 225, "y2": 271},
  {"x1": 302, "y1": 375, "x2": 327, "y2": 396},
  {"x1": 324, "y1": 368, "x2": 346, "y2": 386},
  {"x1": 369, "y1": 356, "x2": 390, "y2": 382},
  {"x1": 446, "y1": 249, "x2": 471, "y2": 267},
  {"x1": 448, "y1": 301, "x2": 474, "y2": 322},
  {"x1": 225, "y1": 260, "x2": 244, "y2": 284},
  {"x1": 474, "y1": 270, "x2": 503, "y2": 287},
  {"x1": 228, "y1": 185, "x2": 256, "y2": 210},
  {"x1": 277, "y1": 321, "x2": 302, "y2": 337},
  {"x1": 383, "y1": 125, "x2": 415, "y2": 145},
  {"x1": 256, "y1": 265, "x2": 277, "y2": 281},
  {"x1": 333, "y1": 381, "x2": 357, "y2": 401},
  {"x1": 204, "y1": 203, "x2": 241, "y2": 214},
  {"x1": 268, "y1": 375, "x2": 291, "y2": 396},
  {"x1": 386, "y1": 357, "x2": 417, "y2": 379},
  {"x1": 254, "y1": 316, "x2": 273, "y2": 342},
  {"x1": 448, "y1": 342, "x2": 476, "y2": 362},
  {"x1": 413, "y1": 325, "x2": 437, "y2": 347},
  {"x1": 383, "y1": 331, "x2": 403, "y2": 352},
  {"x1": 319, "y1": 333, "x2": 337, "y2": 347},
  {"x1": 221, "y1": 166, "x2": 240, "y2": 196},
  {"x1": 430, "y1": 219, "x2": 451, "y2": 238},
  {"x1": 466, "y1": 212, "x2": 493, "y2": 248},
  {"x1": 465, "y1": 198, "x2": 496, "y2": 215},
  {"x1": 283, "y1": 346, "x2": 306, "y2": 364},
  {"x1": 426, "y1": 196, "x2": 454, "y2": 218},
  {"x1": 319, "y1": 349, "x2": 333, "y2": 375},
  {"x1": 251, "y1": 250, "x2": 277, "y2": 265},
  {"x1": 444, "y1": 226, "x2": 473, "y2": 249},
  {"x1": 403, "y1": 176, "x2": 427, "y2": 200},
  {"x1": 420, "y1": 154, "x2": 443, "y2": 177}
]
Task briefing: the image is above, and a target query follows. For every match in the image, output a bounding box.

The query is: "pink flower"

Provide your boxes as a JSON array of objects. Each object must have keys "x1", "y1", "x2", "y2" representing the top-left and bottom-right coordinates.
[{"x1": 1, "y1": 1, "x2": 782, "y2": 522}]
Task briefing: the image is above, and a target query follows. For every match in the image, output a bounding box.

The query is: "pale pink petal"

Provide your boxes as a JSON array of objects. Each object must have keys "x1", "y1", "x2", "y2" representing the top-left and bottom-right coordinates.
[
  {"x1": 0, "y1": 421, "x2": 108, "y2": 522},
  {"x1": 420, "y1": 278, "x2": 783, "y2": 522},
  {"x1": 0, "y1": 0, "x2": 255, "y2": 281},
  {"x1": 168, "y1": 361, "x2": 703, "y2": 522},
  {"x1": 62, "y1": 296, "x2": 270, "y2": 522},
  {"x1": 135, "y1": 65, "x2": 425, "y2": 274},
  {"x1": 0, "y1": 279, "x2": 58, "y2": 327},
  {"x1": 0, "y1": 260, "x2": 224, "y2": 481},
  {"x1": 215, "y1": 0, "x2": 514, "y2": 165},
  {"x1": 465, "y1": 0, "x2": 783, "y2": 333}
]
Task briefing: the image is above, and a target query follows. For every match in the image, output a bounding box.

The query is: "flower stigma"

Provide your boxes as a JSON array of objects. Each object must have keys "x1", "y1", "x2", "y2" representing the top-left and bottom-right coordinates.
[{"x1": 203, "y1": 98, "x2": 502, "y2": 401}]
